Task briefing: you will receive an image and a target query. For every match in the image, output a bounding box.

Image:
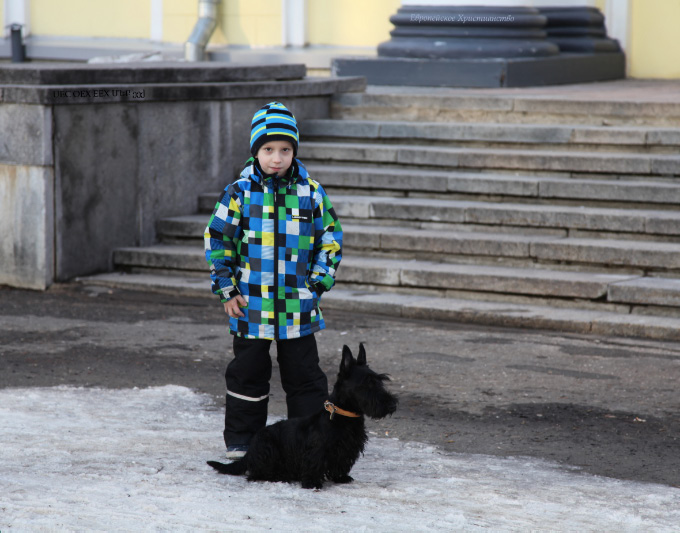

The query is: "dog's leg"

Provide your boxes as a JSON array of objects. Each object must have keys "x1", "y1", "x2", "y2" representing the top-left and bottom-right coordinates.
[
  {"x1": 301, "y1": 475, "x2": 324, "y2": 490},
  {"x1": 300, "y1": 449, "x2": 325, "y2": 490}
]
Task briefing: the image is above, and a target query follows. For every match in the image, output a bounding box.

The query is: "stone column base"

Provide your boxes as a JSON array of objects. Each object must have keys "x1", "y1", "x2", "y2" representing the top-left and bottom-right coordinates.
[{"x1": 332, "y1": 53, "x2": 625, "y2": 88}]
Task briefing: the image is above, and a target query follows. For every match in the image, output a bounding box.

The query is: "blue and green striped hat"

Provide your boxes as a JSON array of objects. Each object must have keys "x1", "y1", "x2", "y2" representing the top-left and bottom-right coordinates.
[{"x1": 250, "y1": 101, "x2": 299, "y2": 157}]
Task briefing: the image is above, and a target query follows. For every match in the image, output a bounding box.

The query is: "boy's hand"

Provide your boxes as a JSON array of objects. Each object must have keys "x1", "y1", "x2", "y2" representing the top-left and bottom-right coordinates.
[{"x1": 223, "y1": 295, "x2": 247, "y2": 318}]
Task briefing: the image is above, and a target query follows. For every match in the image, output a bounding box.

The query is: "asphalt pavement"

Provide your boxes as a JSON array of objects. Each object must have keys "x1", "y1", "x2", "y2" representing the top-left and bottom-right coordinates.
[{"x1": 1, "y1": 282, "x2": 679, "y2": 488}]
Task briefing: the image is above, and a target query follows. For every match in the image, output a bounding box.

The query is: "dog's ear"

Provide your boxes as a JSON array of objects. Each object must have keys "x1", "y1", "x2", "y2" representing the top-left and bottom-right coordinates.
[
  {"x1": 357, "y1": 343, "x2": 366, "y2": 366},
  {"x1": 340, "y1": 345, "x2": 354, "y2": 376}
]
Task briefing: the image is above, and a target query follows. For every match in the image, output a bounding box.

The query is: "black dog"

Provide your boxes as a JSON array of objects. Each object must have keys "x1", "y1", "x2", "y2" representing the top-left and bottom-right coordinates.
[{"x1": 207, "y1": 343, "x2": 398, "y2": 489}]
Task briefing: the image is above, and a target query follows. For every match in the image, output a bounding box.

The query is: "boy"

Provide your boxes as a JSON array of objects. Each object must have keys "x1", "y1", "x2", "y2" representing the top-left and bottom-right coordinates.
[{"x1": 204, "y1": 101, "x2": 343, "y2": 458}]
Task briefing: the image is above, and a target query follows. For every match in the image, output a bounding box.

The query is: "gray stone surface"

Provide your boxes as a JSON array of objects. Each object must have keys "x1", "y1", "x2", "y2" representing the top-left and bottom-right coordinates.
[
  {"x1": 0, "y1": 164, "x2": 54, "y2": 289},
  {"x1": 531, "y1": 239, "x2": 680, "y2": 269},
  {"x1": 332, "y1": 85, "x2": 680, "y2": 127},
  {"x1": 589, "y1": 313, "x2": 680, "y2": 340},
  {"x1": 537, "y1": 178, "x2": 680, "y2": 205},
  {"x1": 332, "y1": 196, "x2": 680, "y2": 236},
  {"x1": 0, "y1": 62, "x2": 307, "y2": 85},
  {"x1": 1, "y1": 77, "x2": 366, "y2": 106},
  {"x1": 608, "y1": 277, "x2": 680, "y2": 307},
  {"x1": 303, "y1": 119, "x2": 680, "y2": 147},
  {"x1": 304, "y1": 142, "x2": 399, "y2": 164},
  {"x1": 308, "y1": 164, "x2": 454, "y2": 194},
  {"x1": 331, "y1": 53, "x2": 625, "y2": 88},
  {"x1": 72, "y1": 272, "x2": 680, "y2": 340},
  {"x1": 304, "y1": 142, "x2": 678, "y2": 176},
  {"x1": 0, "y1": 104, "x2": 53, "y2": 166},
  {"x1": 53, "y1": 103, "x2": 142, "y2": 281},
  {"x1": 113, "y1": 245, "x2": 205, "y2": 271},
  {"x1": 3, "y1": 85, "x2": 344, "y2": 286},
  {"x1": 647, "y1": 130, "x2": 680, "y2": 146},
  {"x1": 464, "y1": 203, "x2": 649, "y2": 233},
  {"x1": 339, "y1": 256, "x2": 634, "y2": 299},
  {"x1": 651, "y1": 157, "x2": 680, "y2": 176},
  {"x1": 158, "y1": 215, "x2": 208, "y2": 239}
]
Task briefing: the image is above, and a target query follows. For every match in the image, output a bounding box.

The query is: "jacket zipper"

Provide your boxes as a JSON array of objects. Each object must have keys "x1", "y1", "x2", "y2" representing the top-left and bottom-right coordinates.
[{"x1": 273, "y1": 177, "x2": 280, "y2": 341}]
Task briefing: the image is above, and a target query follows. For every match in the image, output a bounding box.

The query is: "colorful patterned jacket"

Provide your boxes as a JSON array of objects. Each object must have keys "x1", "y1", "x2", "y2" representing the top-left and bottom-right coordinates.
[{"x1": 204, "y1": 157, "x2": 342, "y2": 340}]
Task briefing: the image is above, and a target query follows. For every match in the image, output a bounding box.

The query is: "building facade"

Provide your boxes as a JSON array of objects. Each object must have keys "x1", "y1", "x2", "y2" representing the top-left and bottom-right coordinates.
[{"x1": 1, "y1": 0, "x2": 678, "y2": 79}]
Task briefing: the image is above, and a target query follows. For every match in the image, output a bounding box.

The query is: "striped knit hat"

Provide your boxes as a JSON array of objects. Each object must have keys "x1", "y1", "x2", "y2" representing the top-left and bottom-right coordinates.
[{"x1": 250, "y1": 101, "x2": 299, "y2": 157}]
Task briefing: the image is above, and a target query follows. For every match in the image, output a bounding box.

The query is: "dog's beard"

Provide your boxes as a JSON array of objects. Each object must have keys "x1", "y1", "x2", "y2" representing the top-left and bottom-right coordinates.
[{"x1": 363, "y1": 391, "x2": 398, "y2": 419}]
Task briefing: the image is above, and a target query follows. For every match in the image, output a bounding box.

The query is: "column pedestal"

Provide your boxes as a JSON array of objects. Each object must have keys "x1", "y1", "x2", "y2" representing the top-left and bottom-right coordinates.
[{"x1": 332, "y1": 4, "x2": 625, "y2": 87}]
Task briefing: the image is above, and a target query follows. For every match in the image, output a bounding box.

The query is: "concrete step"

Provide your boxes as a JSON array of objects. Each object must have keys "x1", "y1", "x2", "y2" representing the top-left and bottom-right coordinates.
[
  {"x1": 302, "y1": 142, "x2": 680, "y2": 178},
  {"x1": 331, "y1": 86, "x2": 680, "y2": 127},
  {"x1": 114, "y1": 245, "x2": 205, "y2": 272},
  {"x1": 76, "y1": 272, "x2": 680, "y2": 341},
  {"x1": 301, "y1": 119, "x2": 680, "y2": 151},
  {"x1": 342, "y1": 224, "x2": 560, "y2": 261},
  {"x1": 111, "y1": 242, "x2": 680, "y2": 304},
  {"x1": 608, "y1": 277, "x2": 680, "y2": 307},
  {"x1": 343, "y1": 226, "x2": 680, "y2": 272},
  {"x1": 331, "y1": 196, "x2": 680, "y2": 238},
  {"x1": 155, "y1": 212, "x2": 680, "y2": 271},
  {"x1": 198, "y1": 165, "x2": 680, "y2": 211},
  {"x1": 340, "y1": 256, "x2": 636, "y2": 300},
  {"x1": 532, "y1": 238, "x2": 680, "y2": 270},
  {"x1": 195, "y1": 195, "x2": 680, "y2": 238}
]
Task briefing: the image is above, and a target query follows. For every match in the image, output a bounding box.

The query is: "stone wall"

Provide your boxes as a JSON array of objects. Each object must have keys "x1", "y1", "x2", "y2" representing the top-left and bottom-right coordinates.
[{"x1": 0, "y1": 63, "x2": 364, "y2": 288}]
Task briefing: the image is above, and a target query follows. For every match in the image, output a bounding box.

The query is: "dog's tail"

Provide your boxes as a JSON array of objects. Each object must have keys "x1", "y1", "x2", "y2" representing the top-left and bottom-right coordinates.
[{"x1": 207, "y1": 458, "x2": 247, "y2": 476}]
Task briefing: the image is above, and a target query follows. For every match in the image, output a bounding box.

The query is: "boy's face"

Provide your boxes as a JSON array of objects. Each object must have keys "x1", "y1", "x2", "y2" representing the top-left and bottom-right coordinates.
[{"x1": 256, "y1": 140, "x2": 294, "y2": 177}]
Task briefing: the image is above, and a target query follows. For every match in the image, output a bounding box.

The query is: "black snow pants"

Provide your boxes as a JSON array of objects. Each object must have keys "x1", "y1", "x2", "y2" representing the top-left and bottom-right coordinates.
[{"x1": 223, "y1": 333, "x2": 328, "y2": 447}]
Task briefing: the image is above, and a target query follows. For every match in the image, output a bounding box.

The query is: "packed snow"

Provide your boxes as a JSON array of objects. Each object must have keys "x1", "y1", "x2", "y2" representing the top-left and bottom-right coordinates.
[{"x1": 1, "y1": 386, "x2": 678, "y2": 532}]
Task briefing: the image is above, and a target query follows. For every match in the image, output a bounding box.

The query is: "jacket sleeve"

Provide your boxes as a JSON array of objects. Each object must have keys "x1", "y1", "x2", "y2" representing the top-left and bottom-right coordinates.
[
  {"x1": 204, "y1": 184, "x2": 243, "y2": 302},
  {"x1": 309, "y1": 184, "x2": 342, "y2": 293}
]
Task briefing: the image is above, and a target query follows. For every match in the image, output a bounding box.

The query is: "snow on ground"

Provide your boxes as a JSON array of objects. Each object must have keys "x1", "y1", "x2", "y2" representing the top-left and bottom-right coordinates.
[{"x1": 1, "y1": 386, "x2": 678, "y2": 532}]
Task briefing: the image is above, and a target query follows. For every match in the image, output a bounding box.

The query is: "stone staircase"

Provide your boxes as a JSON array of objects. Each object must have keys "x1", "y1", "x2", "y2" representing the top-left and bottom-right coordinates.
[{"x1": 81, "y1": 85, "x2": 680, "y2": 340}]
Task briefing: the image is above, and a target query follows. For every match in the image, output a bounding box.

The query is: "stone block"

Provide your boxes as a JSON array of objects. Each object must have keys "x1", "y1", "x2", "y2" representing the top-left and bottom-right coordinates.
[
  {"x1": 301, "y1": 119, "x2": 380, "y2": 138},
  {"x1": 0, "y1": 104, "x2": 53, "y2": 166},
  {"x1": 332, "y1": 53, "x2": 625, "y2": 88},
  {"x1": 538, "y1": 179, "x2": 680, "y2": 204},
  {"x1": 644, "y1": 213, "x2": 680, "y2": 236},
  {"x1": 449, "y1": 174, "x2": 539, "y2": 197},
  {"x1": 157, "y1": 215, "x2": 206, "y2": 239},
  {"x1": 0, "y1": 62, "x2": 308, "y2": 85},
  {"x1": 337, "y1": 257, "x2": 401, "y2": 286},
  {"x1": 113, "y1": 245, "x2": 204, "y2": 271},
  {"x1": 399, "y1": 262, "x2": 630, "y2": 299},
  {"x1": 531, "y1": 239, "x2": 680, "y2": 269},
  {"x1": 53, "y1": 103, "x2": 142, "y2": 281},
  {"x1": 371, "y1": 198, "x2": 466, "y2": 223},
  {"x1": 310, "y1": 164, "x2": 450, "y2": 193},
  {"x1": 570, "y1": 127, "x2": 647, "y2": 145},
  {"x1": 465, "y1": 204, "x2": 647, "y2": 233},
  {"x1": 650, "y1": 156, "x2": 680, "y2": 176},
  {"x1": 400, "y1": 296, "x2": 596, "y2": 334},
  {"x1": 647, "y1": 130, "x2": 680, "y2": 146},
  {"x1": 379, "y1": 230, "x2": 533, "y2": 258},
  {"x1": 332, "y1": 197, "x2": 372, "y2": 218},
  {"x1": 342, "y1": 229, "x2": 382, "y2": 250},
  {"x1": 459, "y1": 150, "x2": 652, "y2": 174},
  {"x1": 396, "y1": 146, "x2": 460, "y2": 167},
  {"x1": 305, "y1": 142, "x2": 398, "y2": 163},
  {"x1": 0, "y1": 164, "x2": 54, "y2": 290},
  {"x1": 590, "y1": 314, "x2": 680, "y2": 341},
  {"x1": 608, "y1": 277, "x2": 680, "y2": 307}
]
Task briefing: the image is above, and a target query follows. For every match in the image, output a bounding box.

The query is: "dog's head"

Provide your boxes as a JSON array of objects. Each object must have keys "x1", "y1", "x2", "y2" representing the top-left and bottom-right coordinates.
[{"x1": 332, "y1": 343, "x2": 398, "y2": 419}]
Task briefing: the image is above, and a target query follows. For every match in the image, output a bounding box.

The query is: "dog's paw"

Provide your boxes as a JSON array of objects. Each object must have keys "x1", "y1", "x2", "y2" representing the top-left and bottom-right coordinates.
[
  {"x1": 301, "y1": 479, "x2": 323, "y2": 490},
  {"x1": 333, "y1": 474, "x2": 354, "y2": 484}
]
